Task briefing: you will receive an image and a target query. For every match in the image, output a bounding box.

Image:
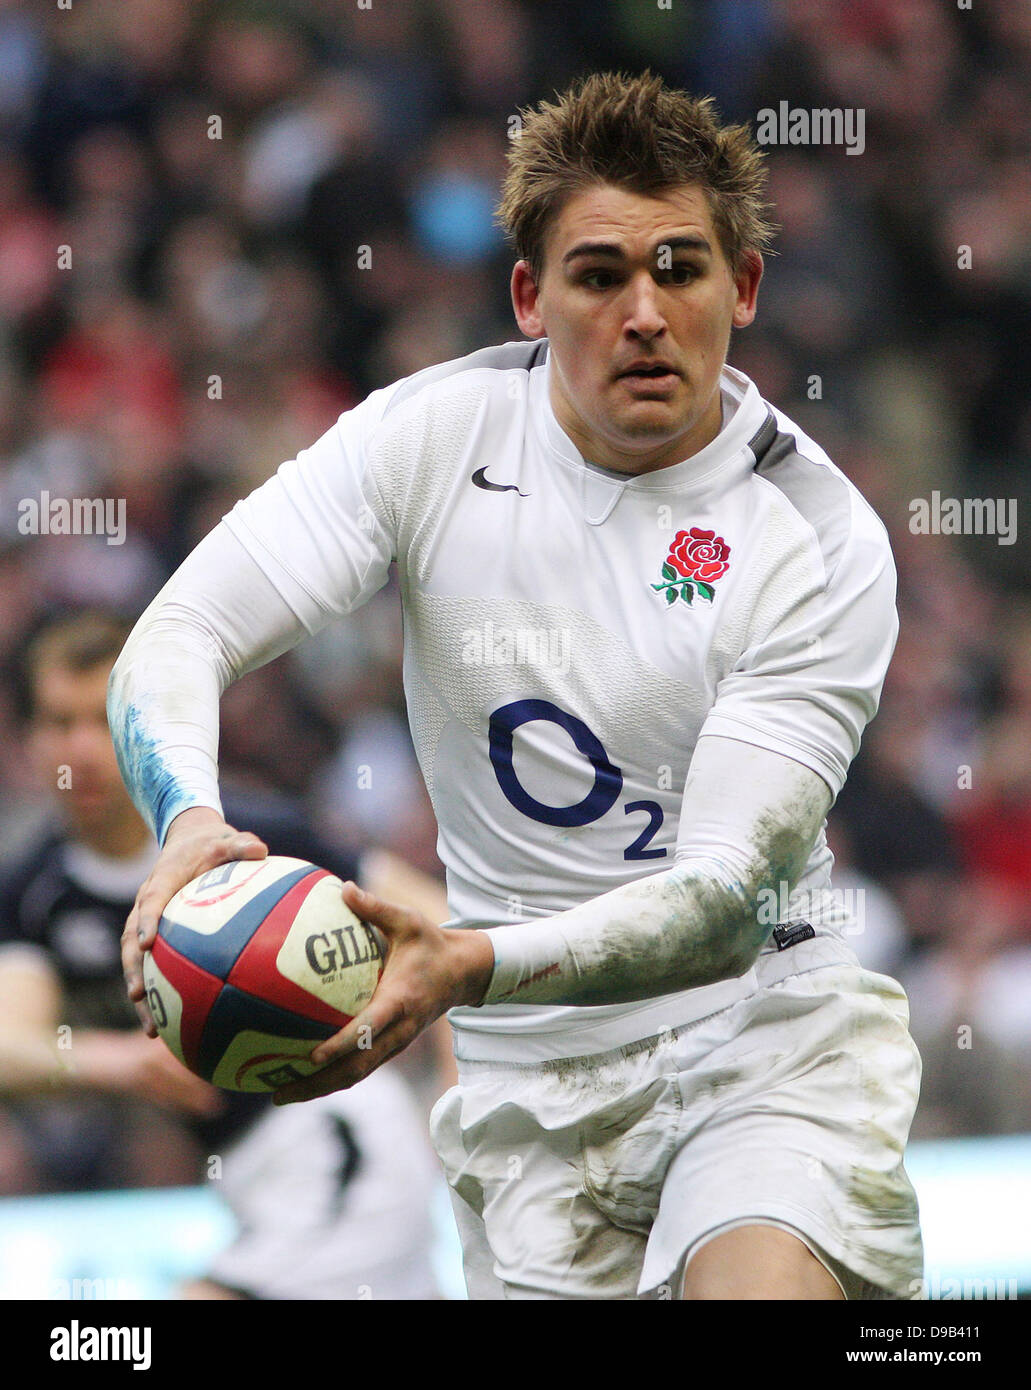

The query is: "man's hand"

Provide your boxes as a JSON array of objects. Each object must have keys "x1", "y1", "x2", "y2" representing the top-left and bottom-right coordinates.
[
  {"x1": 271, "y1": 881, "x2": 494, "y2": 1105},
  {"x1": 121, "y1": 806, "x2": 268, "y2": 1036},
  {"x1": 70, "y1": 1031, "x2": 223, "y2": 1116}
]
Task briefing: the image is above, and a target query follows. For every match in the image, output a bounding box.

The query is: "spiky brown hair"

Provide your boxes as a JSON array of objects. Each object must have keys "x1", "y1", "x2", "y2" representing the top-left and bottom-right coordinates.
[
  {"x1": 497, "y1": 71, "x2": 774, "y2": 283},
  {"x1": 17, "y1": 609, "x2": 133, "y2": 721}
]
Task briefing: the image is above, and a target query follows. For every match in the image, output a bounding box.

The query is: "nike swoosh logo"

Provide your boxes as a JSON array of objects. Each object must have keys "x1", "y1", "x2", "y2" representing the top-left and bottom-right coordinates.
[{"x1": 471, "y1": 467, "x2": 529, "y2": 497}]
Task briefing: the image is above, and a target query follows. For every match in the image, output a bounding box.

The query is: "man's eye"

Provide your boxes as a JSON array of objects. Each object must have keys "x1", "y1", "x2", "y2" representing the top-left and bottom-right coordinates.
[{"x1": 579, "y1": 265, "x2": 697, "y2": 289}]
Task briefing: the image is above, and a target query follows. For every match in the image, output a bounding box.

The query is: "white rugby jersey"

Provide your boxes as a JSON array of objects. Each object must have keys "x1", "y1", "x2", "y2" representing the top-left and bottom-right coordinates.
[{"x1": 207, "y1": 340, "x2": 898, "y2": 1061}]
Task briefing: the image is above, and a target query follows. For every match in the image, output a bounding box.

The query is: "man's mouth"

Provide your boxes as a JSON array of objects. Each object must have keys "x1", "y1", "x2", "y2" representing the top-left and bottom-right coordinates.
[
  {"x1": 617, "y1": 363, "x2": 681, "y2": 390},
  {"x1": 619, "y1": 363, "x2": 677, "y2": 376}
]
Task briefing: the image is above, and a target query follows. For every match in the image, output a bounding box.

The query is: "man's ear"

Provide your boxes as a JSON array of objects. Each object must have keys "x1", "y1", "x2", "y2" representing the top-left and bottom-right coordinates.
[
  {"x1": 731, "y1": 250, "x2": 763, "y2": 329},
  {"x1": 511, "y1": 260, "x2": 546, "y2": 339}
]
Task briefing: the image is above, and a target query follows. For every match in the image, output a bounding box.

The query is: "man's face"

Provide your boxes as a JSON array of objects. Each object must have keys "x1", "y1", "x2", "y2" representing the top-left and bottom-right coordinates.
[
  {"x1": 30, "y1": 662, "x2": 134, "y2": 837},
  {"x1": 511, "y1": 182, "x2": 762, "y2": 475}
]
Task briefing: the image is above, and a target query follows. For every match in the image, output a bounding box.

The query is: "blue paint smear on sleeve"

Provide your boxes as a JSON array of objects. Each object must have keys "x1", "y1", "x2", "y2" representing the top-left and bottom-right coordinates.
[{"x1": 109, "y1": 699, "x2": 198, "y2": 847}]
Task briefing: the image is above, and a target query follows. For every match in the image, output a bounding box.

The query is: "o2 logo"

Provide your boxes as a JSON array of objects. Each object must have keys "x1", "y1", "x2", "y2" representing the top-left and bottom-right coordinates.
[{"x1": 488, "y1": 699, "x2": 666, "y2": 860}]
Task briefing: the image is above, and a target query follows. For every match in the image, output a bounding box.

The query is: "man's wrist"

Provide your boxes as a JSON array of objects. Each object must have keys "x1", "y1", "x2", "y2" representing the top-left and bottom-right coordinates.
[
  {"x1": 478, "y1": 919, "x2": 567, "y2": 1006},
  {"x1": 453, "y1": 929, "x2": 496, "y2": 1008},
  {"x1": 164, "y1": 805, "x2": 227, "y2": 843}
]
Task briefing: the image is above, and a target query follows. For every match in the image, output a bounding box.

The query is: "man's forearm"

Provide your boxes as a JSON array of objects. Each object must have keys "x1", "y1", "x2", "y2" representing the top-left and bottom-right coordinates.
[
  {"x1": 0, "y1": 1029, "x2": 73, "y2": 1094},
  {"x1": 107, "y1": 525, "x2": 311, "y2": 844},
  {"x1": 479, "y1": 740, "x2": 832, "y2": 1008},
  {"x1": 0, "y1": 1029, "x2": 129, "y2": 1096},
  {"x1": 107, "y1": 592, "x2": 230, "y2": 844},
  {"x1": 482, "y1": 856, "x2": 773, "y2": 1007}
]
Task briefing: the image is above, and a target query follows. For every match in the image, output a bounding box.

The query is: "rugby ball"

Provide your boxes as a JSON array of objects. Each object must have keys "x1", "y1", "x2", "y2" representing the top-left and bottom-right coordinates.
[{"x1": 141, "y1": 857, "x2": 383, "y2": 1093}]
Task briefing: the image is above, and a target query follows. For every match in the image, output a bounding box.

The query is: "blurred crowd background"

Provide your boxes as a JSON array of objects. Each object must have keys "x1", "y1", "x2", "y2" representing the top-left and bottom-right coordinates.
[{"x1": 0, "y1": 0, "x2": 1029, "y2": 1152}]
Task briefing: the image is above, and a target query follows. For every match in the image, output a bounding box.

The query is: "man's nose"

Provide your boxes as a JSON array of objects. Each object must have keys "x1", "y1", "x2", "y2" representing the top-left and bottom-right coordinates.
[
  {"x1": 624, "y1": 272, "x2": 667, "y2": 339},
  {"x1": 65, "y1": 721, "x2": 107, "y2": 764}
]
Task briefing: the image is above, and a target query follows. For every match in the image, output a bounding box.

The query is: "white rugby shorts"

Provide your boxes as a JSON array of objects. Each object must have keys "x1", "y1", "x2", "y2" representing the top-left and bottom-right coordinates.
[{"x1": 430, "y1": 941, "x2": 924, "y2": 1300}]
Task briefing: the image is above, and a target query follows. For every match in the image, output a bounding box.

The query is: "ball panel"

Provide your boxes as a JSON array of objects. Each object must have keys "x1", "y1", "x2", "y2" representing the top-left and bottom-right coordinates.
[
  {"x1": 198, "y1": 984, "x2": 337, "y2": 1089},
  {"x1": 210, "y1": 1031, "x2": 330, "y2": 1093},
  {"x1": 160, "y1": 863, "x2": 319, "y2": 979},
  {"x1": 273, "y1": 875, "x2": 383, "y2": 1017},
  {"x1": 145, "y1": 936, "x2": 223, "y2": 1074},
  {"x1": 141, "y1": 945, "x2": 185, "y2": 1068},
  {"x1": 167, "y1": 857, "x2": 314, "y2": 928},
  {"x1": 225, "y1": 870, "x2": 363, "y2": 1027}
]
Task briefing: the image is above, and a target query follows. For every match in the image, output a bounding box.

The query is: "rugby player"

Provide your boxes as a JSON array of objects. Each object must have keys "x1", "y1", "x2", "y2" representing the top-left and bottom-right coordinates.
[{"x1": 111, "y1": 72, "x2": 923, "y2": 1300}]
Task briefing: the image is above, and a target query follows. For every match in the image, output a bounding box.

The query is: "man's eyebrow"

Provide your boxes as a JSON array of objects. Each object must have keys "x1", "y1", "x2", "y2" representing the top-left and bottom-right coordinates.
[{"x1": 562, "y1": 235, "x2": 712, "y2": 264}]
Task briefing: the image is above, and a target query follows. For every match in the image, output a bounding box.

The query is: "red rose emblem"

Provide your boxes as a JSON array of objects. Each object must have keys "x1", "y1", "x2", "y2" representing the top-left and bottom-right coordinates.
[
  {"x1": 652, "y1": 527, "x2": 731, "y2": 607},
  {"x1": 667, "y1": 528, "x2": 731, "y2": 584}
]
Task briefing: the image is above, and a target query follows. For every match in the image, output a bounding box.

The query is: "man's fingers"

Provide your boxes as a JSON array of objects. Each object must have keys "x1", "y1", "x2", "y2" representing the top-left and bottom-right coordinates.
[
  {"x1": 340, "y1": 880, "x2": 420, "y2": 938},
  {"x1": 135, "y1": 886, "x2": 169, "y2": 948},
  {"x1": 310, "y1": 986, "x2": 406, "y2": 1067},
  {"x1": 134, "y1": 865, "x2": 187, "y2": 946},
  {"x1": 122, "y1": 823, "x2": 270, "y2": 1039},
  {"x1": 121, "y1": 905, "x2": 142, "y2": 985},
  {"x1": 131, "y1": 995, "x2": 157, "y2": 1036},
  {"x1": 309, "y1": 1018, "x2": 365, "y2": 1067},
  {"x1": 267, "y1": 883, "x2": 454, "y2": 1104},
  {"x1": 273, "y1": 1023, "x2": 411, "y2": 1106},
  {"x1": 136, "y1": 832, "x2": 269, "y2": 944},
  {"x1": 137, "y1": 1004, "x2": 158, "y2": 1038},
  {"x1": 121, "y1": 906, "x2": 158, "y2": 1034},
  {"x1": 217, "y1": 833, "x2": 268, "y2": 863}
]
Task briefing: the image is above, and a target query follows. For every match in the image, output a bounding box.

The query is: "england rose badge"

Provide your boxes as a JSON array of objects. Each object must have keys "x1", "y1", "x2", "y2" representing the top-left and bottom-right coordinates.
[{"x1": 652, "y1": 527, "x2": 731, "y2": 606}]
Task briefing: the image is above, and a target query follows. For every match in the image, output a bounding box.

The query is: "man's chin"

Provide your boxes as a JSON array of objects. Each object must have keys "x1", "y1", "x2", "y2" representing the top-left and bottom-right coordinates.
[
  {"x1": 612, "y1": 385, "x2": 692, "y2": 424},
  {"x1": 619, "y1": 409, "x2": 685, "y2": 435},
  {"x1": 611, "y1": 407, "x2": 697, "y2": 448}
]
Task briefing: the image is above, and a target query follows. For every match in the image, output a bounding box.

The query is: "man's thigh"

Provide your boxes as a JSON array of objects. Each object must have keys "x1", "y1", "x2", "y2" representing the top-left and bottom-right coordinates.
[
  {"x1": 642, "y1": 964, "x2": 924, "y2": 1301},
  {"x1": 682, "y1": 1224, "x2": 845, "y2": 1300},
  {"x1": 433, "y1": 962, "x2": 923, "y2": 1300}
]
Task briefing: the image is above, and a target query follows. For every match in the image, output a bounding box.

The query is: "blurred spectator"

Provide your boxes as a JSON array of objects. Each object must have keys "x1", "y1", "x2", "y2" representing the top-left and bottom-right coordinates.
[
  {"x1": 903, "y1": 877, "x2": 1031, "y2": 1137},
  {"x1": 949, "y1": 612, "x2": 1031, "y2": 925},
  {"x1": 0, "y1": 607, "x2": 450, "y2": 1296}
]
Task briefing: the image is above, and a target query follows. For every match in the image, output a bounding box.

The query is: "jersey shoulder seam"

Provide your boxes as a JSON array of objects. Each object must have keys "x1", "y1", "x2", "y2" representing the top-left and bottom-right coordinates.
[
  {"x1": 377, "y1": 339, "x2": 548, "y2": 423},
  {"x1": 747, "y1": 408, "x2": 886, "y2": 590}
]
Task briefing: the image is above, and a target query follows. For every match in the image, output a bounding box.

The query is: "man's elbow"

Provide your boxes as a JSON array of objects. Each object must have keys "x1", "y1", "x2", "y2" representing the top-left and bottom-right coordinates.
[
  {"x1": 719, "y1": 922, "x2": 767, "y2": 982},
  {"x1": 658, "y1": 862, "x2": 760, "y2": 990}
]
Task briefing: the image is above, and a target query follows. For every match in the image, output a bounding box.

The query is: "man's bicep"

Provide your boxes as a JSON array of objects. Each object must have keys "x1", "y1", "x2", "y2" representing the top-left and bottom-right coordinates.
[
  {"x1": 219, "y1": 402, "x2": 398, "y2": 633},
  {"x1": 127, "y1": 387, "x2": 404, "y2": 688},
  {"x1": 129, "y1": 522, "x2": 325, "y2": 684},
  {"x1": 674, "y1": 735, "x2": 833, "y2": 898},
  {"x1": 701, "y1": 507, "x2": 898, "y2": 801}
]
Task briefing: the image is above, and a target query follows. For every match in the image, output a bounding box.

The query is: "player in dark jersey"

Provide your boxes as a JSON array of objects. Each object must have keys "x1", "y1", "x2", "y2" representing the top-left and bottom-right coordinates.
[{"x1": 0, "y1": 609, "x2": 445, "y2": 1297}]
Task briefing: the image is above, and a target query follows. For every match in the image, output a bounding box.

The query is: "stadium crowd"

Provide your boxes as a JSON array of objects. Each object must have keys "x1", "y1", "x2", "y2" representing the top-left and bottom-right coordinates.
[{"x1": 1, "y1": 0, "x2": 1030, "y2": 1193}]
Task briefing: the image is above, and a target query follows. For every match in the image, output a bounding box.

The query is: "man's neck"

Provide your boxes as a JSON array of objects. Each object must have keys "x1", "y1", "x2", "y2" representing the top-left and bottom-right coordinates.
[{"x1": 551, "y1": 383, "x2": 725, "y2": 477}]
